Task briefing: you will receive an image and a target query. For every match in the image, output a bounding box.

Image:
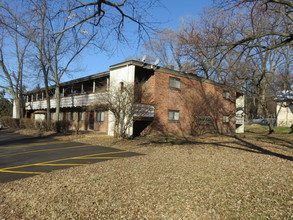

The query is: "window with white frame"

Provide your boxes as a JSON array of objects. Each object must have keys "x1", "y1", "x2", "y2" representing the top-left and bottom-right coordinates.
[
  {"x1": 96, "y1": 111, "x2": 105, "y2": 122},
  {"x1": 169, "y1": 77, "x2": 180, "y2": 90},
  {"x1": 223, "y1": 115, "x2": 229, "y2": 123},
  {"x1": 168, "y1": 110, "x2": 179, "y2": 121}
]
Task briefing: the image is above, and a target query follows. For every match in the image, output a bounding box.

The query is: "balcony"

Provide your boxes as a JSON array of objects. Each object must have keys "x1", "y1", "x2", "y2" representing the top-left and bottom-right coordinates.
[
  {"x1": 134, "y1": 104, "x2": 155, "y2": 119},
  {"x1": 25, "y1": 92, "x2": 107, "y2": 110}
]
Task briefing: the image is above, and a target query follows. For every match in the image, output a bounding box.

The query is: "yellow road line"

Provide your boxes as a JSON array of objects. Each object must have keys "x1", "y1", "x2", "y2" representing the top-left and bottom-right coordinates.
[
  {"x1": 79, "y1": 157, "x2": 123, "y2": 159},
  {"x1": 34, "y1": 163, "x2": 85, "y2": 166},
  {"x1": 2, "y1": 150, "x2": 128, "y2": 170},
  {"x1": 40, "y1": 150, "x2": 129, "y2": 164},
  {"x1": 0, "y1": 140, "x2": 69, "y2": 149},
  {"x1": 0, "y1": 144, "x2": 93, "y2": 157},
  {"x1": 0, "y1": 169, "x2": 44, "y2": 174}
]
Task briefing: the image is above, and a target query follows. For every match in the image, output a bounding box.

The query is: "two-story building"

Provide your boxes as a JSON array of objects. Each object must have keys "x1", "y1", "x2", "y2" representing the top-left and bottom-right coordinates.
[{"x1": 21, "y1": 60, "x2": 245, "y2": 136}]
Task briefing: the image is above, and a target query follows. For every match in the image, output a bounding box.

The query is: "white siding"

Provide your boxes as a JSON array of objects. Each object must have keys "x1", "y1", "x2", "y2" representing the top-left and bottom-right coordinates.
[
  {"x1": 236, "y1": 94, "x2": 245, "y2": 133},
  {"x1": 276, "y1": 103, "x2": 293, "y2": 127},
  {"x1": 108, "y1": 65, "x2": 135, "y2": 136}
]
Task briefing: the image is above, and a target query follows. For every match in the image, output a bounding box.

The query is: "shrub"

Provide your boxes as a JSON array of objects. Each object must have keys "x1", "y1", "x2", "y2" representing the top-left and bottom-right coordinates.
[
  {"x1": 34, "y1": 120, "x2": 53, "y2": 132},
  {"x1": 0, "y1": 116, "x2": 20, "y2": 128},
  {"x1": 54, "y1": 120, "x2": 70, "y2": 133},
  {"x1": 41, "y1": 120, "x2": 55, "y2": 132},
  {"x1": 20, "y1": 118, "x2": 35, "y2": 129}
]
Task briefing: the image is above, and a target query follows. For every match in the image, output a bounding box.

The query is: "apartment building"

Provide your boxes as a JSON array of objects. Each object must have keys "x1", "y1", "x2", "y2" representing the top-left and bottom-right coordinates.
[{"x1": 22, "y1": 60, "x2": 245, "y2": 136}]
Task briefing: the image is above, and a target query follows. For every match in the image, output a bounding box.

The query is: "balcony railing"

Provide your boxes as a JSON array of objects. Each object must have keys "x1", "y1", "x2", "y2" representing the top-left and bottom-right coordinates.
[
  {"x1": 134, "y1": 104, "x2": 155, "y2": 118},
  {"x1": 25, "y1": 92, "x2": 107, "y2": 110},
  {"x1": 25, "y1": 93, "x2": 155, "y2": 119}
]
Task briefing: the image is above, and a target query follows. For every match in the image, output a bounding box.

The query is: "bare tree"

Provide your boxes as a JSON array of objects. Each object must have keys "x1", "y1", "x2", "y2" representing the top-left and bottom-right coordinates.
[
  {"x1": 97, "y1": 82, "x2": 152, "y2": 138},
  {"x1": 142, "y1": 29, "x2": 190, "y2": 71},
  {"x1": 1, "y1": 0, "x2": 159, "y2": 122},
  {"x1": 214, "y1": 0, "x2": 292, "y2": 50},
  {"x1": 1, "y1": 0, "x2": 101, "y2": 121},
  {"x1": 0, "y1": 5, "x2": 30, "y2": 119},
  {"x1": 60, "y1": 0, "x2": 158, "y2": 39},
  {"x1": 26, "y1": 0, "x2": 98, "y2": 121}
]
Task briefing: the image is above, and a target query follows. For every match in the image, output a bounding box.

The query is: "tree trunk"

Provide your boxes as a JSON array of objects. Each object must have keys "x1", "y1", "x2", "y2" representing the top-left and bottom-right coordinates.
[
  {"x1": 55, "y1": 85, "x2": 61, "y2": 121},
  {"x1": 263, "y1": 103, "x2": 274, "y2": 134},
  {"x1": 114, "y1": 118, "x2": 120, "y2": 138},
  {"x1": 13, "y1": 97, "x2": 21, "y2": 119},
  {"x1": 44, "y1": 74, "x2": 51, "y2": 120}
]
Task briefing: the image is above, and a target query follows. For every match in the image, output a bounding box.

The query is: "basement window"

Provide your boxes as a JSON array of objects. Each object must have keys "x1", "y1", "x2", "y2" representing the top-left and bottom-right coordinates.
[
  {"x1": 169, "y1": 77, "x2": 180, "y2": 90},
  {"x1": 96, "y1": 111, "x2": 105, "y2": 122},
  {"x1": 168, "y1": 110, "x2": 179, "y2": 121},
  {"x1": 196, "y1": 116, "x2": 211, "y2": 125}
]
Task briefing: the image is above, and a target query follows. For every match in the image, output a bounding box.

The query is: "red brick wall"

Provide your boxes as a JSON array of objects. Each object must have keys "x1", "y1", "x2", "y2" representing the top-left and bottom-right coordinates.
[
  {"x1": 68, "y1": 111, "x2": 108, "y2": 133},
  {"x1": 141, "y1": 71, "x2": 236, "y2": 135},
  {"x1": 93, "y1": 111, "x2": 108, "y2": 133}
]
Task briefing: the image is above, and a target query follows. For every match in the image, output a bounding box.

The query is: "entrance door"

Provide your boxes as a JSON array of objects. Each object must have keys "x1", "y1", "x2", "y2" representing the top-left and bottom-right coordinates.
[
  {"x1": 133, "y1": 120, "x2": 152, "y2": 137},
  {"x1": 89, "y1": 111, "x2": 95, "y2": 130}
]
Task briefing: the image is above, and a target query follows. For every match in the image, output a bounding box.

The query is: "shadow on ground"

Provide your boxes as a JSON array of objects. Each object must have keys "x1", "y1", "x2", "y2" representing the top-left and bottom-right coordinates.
[{"x1": 136, "y1": 134, "x2": 293, "y2": 162}]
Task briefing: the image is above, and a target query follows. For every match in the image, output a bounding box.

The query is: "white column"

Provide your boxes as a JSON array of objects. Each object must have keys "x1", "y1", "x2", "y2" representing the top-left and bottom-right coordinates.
[{"x1": 93, "y1": 81, "x2": 96, "y2": 93}]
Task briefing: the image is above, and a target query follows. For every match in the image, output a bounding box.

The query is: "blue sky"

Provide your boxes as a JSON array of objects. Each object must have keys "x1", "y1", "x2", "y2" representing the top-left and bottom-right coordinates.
[{"x1": 65, "y1": 0, "x2": 213, "y2": 81}]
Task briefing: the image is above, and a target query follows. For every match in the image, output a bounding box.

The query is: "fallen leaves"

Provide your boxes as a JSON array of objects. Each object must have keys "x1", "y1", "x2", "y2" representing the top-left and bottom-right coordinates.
[{"x1": 0, "y1": 133, "x2": 292, "y2": 219}]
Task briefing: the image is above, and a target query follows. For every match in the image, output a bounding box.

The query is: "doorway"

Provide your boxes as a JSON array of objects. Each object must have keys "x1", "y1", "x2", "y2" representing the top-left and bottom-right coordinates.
[{"x1": 89, "y1": 111, "x2": 95, "y2": 130}]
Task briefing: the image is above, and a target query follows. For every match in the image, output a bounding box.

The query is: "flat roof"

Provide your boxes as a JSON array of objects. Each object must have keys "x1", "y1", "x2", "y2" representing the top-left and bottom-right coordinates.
[
  {"x1": 25, "y1": 71, "x2": 109, "y2": 94},
  {"x1": 110, "y1": 60, "x2": 241, "y2": 92},
  {"x1": 26, "y1": 60, "x2": 242, "y2": 94}
]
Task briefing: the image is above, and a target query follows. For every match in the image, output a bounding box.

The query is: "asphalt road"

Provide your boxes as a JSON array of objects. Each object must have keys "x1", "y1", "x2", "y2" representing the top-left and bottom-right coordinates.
[{"x1": 0, "y1": 130, "x2": 140, "y2": 183}]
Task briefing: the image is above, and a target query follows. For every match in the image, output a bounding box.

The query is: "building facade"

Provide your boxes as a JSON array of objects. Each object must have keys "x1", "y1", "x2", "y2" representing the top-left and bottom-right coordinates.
[{"x1": 21, "y1": 60, "x2": 245, "y2": 136}]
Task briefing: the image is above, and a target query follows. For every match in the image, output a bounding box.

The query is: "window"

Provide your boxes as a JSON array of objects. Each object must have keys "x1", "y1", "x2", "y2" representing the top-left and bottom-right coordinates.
[
  {"x1": 169, "y1": 77, "x2": 180, "y2": 89},
  {"x1": 70, "y1": 112, "x2": 75, "y2": 121},
  {"x1": 223, "y1": 91, "x2": 230, "y2": 99},
  {"x1": 96, "y1": 111, "x2": 104, "y2": 122},
  {"x1": 196, "y1": 116, "x2": 211, "y2": 125},
  {"x1": 78, "y1": 111, "x2": 84, "y2": 121},
  {"x1": 223, "y1": 116, "x2": 229, "y2": 123},
  {"x1": 168, "y1": 110, "x2": 179, "y2": 121}
]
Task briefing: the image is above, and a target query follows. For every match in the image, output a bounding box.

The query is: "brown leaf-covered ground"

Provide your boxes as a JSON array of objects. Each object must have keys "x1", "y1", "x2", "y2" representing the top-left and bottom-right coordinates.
[{"x1": 1, "y1": 131, "x2": 292, "y2": 219}]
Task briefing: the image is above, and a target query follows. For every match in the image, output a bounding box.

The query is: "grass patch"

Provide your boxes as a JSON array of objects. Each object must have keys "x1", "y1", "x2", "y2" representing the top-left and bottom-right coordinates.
[
  {"x1": 274, "y1": 126, "x2": 291, "y2": 134},
  {"x1": 245, "y1": 124, "x2": 291, "y2": 134}
]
